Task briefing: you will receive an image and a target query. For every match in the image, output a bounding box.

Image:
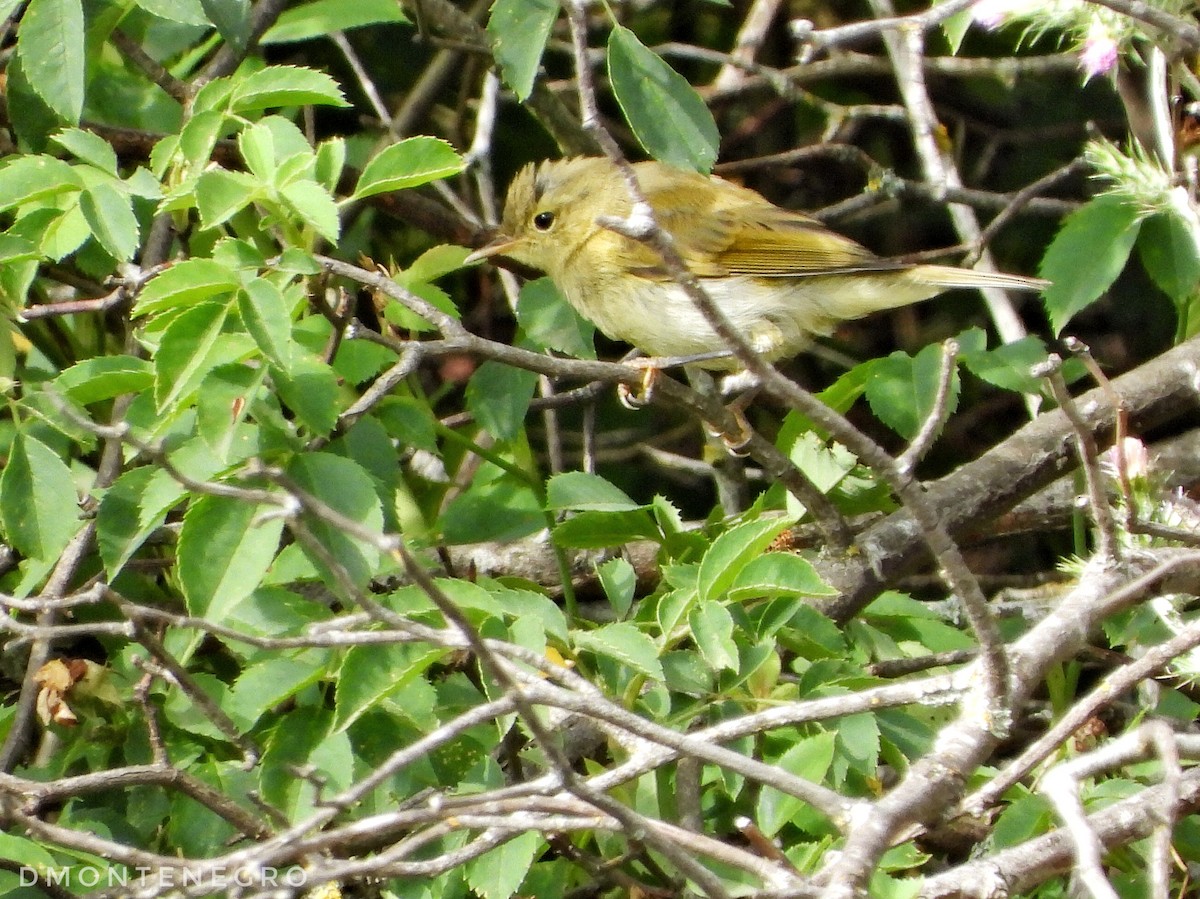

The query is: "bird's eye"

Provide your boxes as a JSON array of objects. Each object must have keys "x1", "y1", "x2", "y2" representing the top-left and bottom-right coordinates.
[{"x1": 533, "y1": 211, "x2": 555, "y2": 231}]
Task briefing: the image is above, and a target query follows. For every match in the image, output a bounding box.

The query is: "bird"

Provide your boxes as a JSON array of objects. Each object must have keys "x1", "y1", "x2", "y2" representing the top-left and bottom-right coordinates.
[{"x1": 467, "y1": 157, "x2": 1048, "y2": 376}]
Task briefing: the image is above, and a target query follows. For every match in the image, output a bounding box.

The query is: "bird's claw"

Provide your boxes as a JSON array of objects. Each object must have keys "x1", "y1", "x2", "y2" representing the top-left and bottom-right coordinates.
[
  {"x1": 704, "y1": 402, "x2": 754, "y2": 456},
  {"x1": 618, "y1": 359, "x2": 662, "y2": 409}
]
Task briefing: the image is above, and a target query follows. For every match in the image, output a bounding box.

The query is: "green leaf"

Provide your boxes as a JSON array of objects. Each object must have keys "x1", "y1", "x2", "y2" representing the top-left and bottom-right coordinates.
[
  {"x1": 440, "y1": 464, "x2": 544, "y2": 544},
  {"x1": 546, "y1": 471, "x2": 641, "y2": 512},
  {"x1": 132, "y1": 0, "x2": 209, "y2": 25},
  {"x1": 262, "y1": 0, "x2": 407, "y2": 43},
  {"x1": 597, "y1": 556, "x2": 636, "y2": 617},
  {"x1": 573, "y1": 622, "x2": 663, "y2": 680},
  {"x1": 5, "y1": 54, "x2": 59, "y2": 151},
  {"x1": 467, "y1": 831, "x2": 543, "y2": 899},
  {"x1": 134, "y1": 258, "x2": 241, "y2": 317},
  {"x1": 607, "y1": 25, "x2": 719, "y2": 172},
  {"x1": 837, "y1": 712, "x2": 880, "y2": 773},
  {"x1": 196, "y1": 363, "x2": 268, "y2": 460},
  {"x1": 52, "y1": 127, "x2": 118, "y2": 173},
  {"x1": 280, "y1": 179, "x2": 340, "y2": 242},
  {"x1": 552, "y1": 509, "x2": 659, "y2": 548},
  {"x1": 238, "y1": 120, "x2": 277, "y2": 181},
  {"x1": 351, "y1": 136, "x2": 464, "y2": 200},
  {"x1": 55, "y1": 356, "x2": 153, "y2": 404},
  {"x1": 487, "y1": 0, "x2": 558, "y2": 101},
  {"x1": 334, "y1": 642, "x2": 444, "y2": 733},
  {"x1": 465, "y1": 360, "x2": 537, "y2": 441},
  {"x1": 697, "y1": 516, "x2": 795, "y2": 604},
  {"x1": 178, "y1": 494, "x2": 285, "y2": 618},
  {"x1": 377, "y1": 397, "x2": 439, "y2": 453},
  {"x1": 1138, "y1": 212, "x2": 1200, "y2": 303},
  {"x1": 961, "y1": 336, "x2": 1049, "y2": 394},
  {"x1": 97, "y1": 466, "x2": 185, "y2": 577},
  {"x1": 154, "y1": 302, "x2": 230, "y2": 411},
  {"x1": 0, "y1": 433, "x2": 80, "y2": 561},
  {"x1": 1040, "y1": 194, "x2": 1142, "y2": 334},
  {"x1": 0, "y1": 156, "x2": 82, "y2": 209},
  {"x1": 80, "y1": 182, "x2": 141, "y2": 262},
  {"x1": 16, "y1": 0, "x2": 85, "y2": 124},
  {"x1": 516, "y1": 277, "x2": 595, "y2": 359},
  {"x1": 230, "y1": 65, "x2": 349, "y2": 113},
  {"x1": 274, "y1": 355, "x2": 341, "y2": 435},
  {"x1": 866, "y1": 342, "x2": 960, "y2": 440},
  {"x1": 689, "y1": 600, "x2": 738, "y2": 672},
  {"x1": 728, "y1": 552, "x2": 837, "y2": 602},
  {"x1": 196, "y1": 169, "x2": 261, "y2": 230},
  {"x1": 227, "y1": 655, "x2": 325, "y2": 729},
  {"x1": 756, "y1": 731, "x2": 837, "y2": 837},
  {"x1": 200, "y1": 0, "x2": 250, "y2": 52},
  {"x1": 238, "y1": 278, "x2": 293, "y2": 369},
  {"x1": 287, "y1": 453, "x2": 384, "y2": 590}
]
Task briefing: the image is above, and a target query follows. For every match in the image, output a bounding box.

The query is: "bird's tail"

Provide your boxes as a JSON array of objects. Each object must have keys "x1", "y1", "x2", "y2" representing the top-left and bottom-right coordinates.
[{"x1": 912, "y1": 265, "x2": 1049, "y2": 293}]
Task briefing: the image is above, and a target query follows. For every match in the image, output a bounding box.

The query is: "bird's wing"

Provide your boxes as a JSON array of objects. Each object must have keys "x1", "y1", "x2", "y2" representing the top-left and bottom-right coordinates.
[{"x1": 619, "y1": 170, "x2": 903, "y2": 280}]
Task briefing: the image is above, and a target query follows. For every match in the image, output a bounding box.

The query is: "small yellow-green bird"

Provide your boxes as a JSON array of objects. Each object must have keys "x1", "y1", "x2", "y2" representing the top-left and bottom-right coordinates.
[{"x1": 469, "y1": 157, "x2": 1047, "y2": 368}]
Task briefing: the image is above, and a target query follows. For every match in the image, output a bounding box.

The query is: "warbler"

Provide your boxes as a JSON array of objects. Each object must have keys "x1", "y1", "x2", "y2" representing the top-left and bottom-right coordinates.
[{"x1": 468, "y1": 157, "x2": 1048, "y2": 369}]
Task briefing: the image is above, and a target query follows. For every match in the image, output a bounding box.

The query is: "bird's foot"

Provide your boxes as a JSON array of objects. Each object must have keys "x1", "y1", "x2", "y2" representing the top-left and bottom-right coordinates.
[
  {"x1": 703, "y1": 386, "x2": 760, "y2": 455},
  {"x1": 618, "y1": 359, "x2": 662, "y2": 409}
]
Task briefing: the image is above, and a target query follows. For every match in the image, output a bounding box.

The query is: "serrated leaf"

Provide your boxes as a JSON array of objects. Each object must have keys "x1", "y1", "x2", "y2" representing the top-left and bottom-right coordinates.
[
  {"x1": 238, "y1": 278, "x2": 293, "y2": 369},
  {"x1": 573, "y1": 622, "x2": 663, "y2": 679},
  {"x1": 756, "y1": 732, "x2": 837, "y2": 837},
  {"x1": 196, "y1": 169, "x2": 260, "y2": 230},
  {"x1": 238, "y1": 120, "x2": 276, "y2": 181},
  {"x1": 552, "y1": 509, "x2": 659, "y2": 549},
  {"x1": 55, "y1": 356, "x2": 153, "y2": 404},
  {"x1": 487, "y1": 0, "x2": 558, "y2": 100},
  {"x1": 597, "y1": 556, "x2": 636, "y2": 616},
  {"x1": 200, "y1": 0, "x2": 250, "y2": 52},
  {"x1": 0, "y1": 433, "x2": 80, "y2": 560},
  {"x1": 287, "y1": 453, "x2": 384, "y2": 590},
  {"x1": 0, "y1": 156, "x2": 82, "y2": 210},
  {"x1": 351, "y1": 136, "x2": 464, "y2": 200},
  {"x1": 607, "y1": 25, "x2": 719, "y2": 172},
  {"x1": 516, "y1": 277, "x2": 595, "y2": 358},
  {"x1": 52, "y1": 127, "x2": 118, "y2": 173},
  {"x1": 179, "y1": 494, "x2": 284, "y2": 618},
  {"x1": 16, "y1": 0, "x2": 85, "y2": 124},
  {"x1": 689, "y1": 600, "x2": 738, "y2": 672},
  {"x1": 280, "y1": 179, "x2": 340, "y2": 242},
  {"x1": 230, "y1": 65, "x2": 349, "y2": 113},
  {"x1": 196, "y1": 362, "x2": 267, "y2": 460},
  {"x1": 80, "y1": 182, "x2": 141, "y2": 261},
  {"x1": 154, "y1": 302, "x2": 229, "y2": 410},
  {"x1": 727, "y1": 552, "x2": 836, "y2": 602},
  {"x1": 334, "y1": 642, "x2": 444, "y2": 733},
  {"x1": 227, "y1": 656, "x2": 324, "y2": 729},
  {"x1": 275, "y1": 355, "x2": 341, "y2": 435},
  {"x1": 133, "y1": 0, "x2": 209, "y2": 25},
  {"x1": 961, "y1": 336, "x2": 1049, "y2": 394},
  {"x1": 465, "y1": 359, "x2": 537, "y2": 441},
  {"x1": 865, "y1": 342, "x2": 960, "y2": 440},
  {"x1": 1040, "y1": 194, "x2": 1142, "y2": 334},
  {"x1": 134, "y1": 258, "x2": 241, "y2": 317},
  {"x1": 1137, "y1": 211, "x2": 1200, "y2": 303},
  {"x1": 261, "y1": 0, "x2": 407, "y2": 43},
  {"x1": 466, "y1": 831, "x2": 543, "y2": 899},
  {"x1": 697, "y1": 516, "x2": 795, "y2": 604},
  {"x1": 97, "y1": 466, "x2": 185, "y2": 577},
  {"x1": 546, "y1": 471, "x2": 641, "y2": 512}
]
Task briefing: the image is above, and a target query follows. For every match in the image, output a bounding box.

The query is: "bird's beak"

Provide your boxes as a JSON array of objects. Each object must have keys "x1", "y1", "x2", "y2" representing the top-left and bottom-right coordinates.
[{"x1": 465, "y1": 235, "x2": 519, "y2": 266}]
